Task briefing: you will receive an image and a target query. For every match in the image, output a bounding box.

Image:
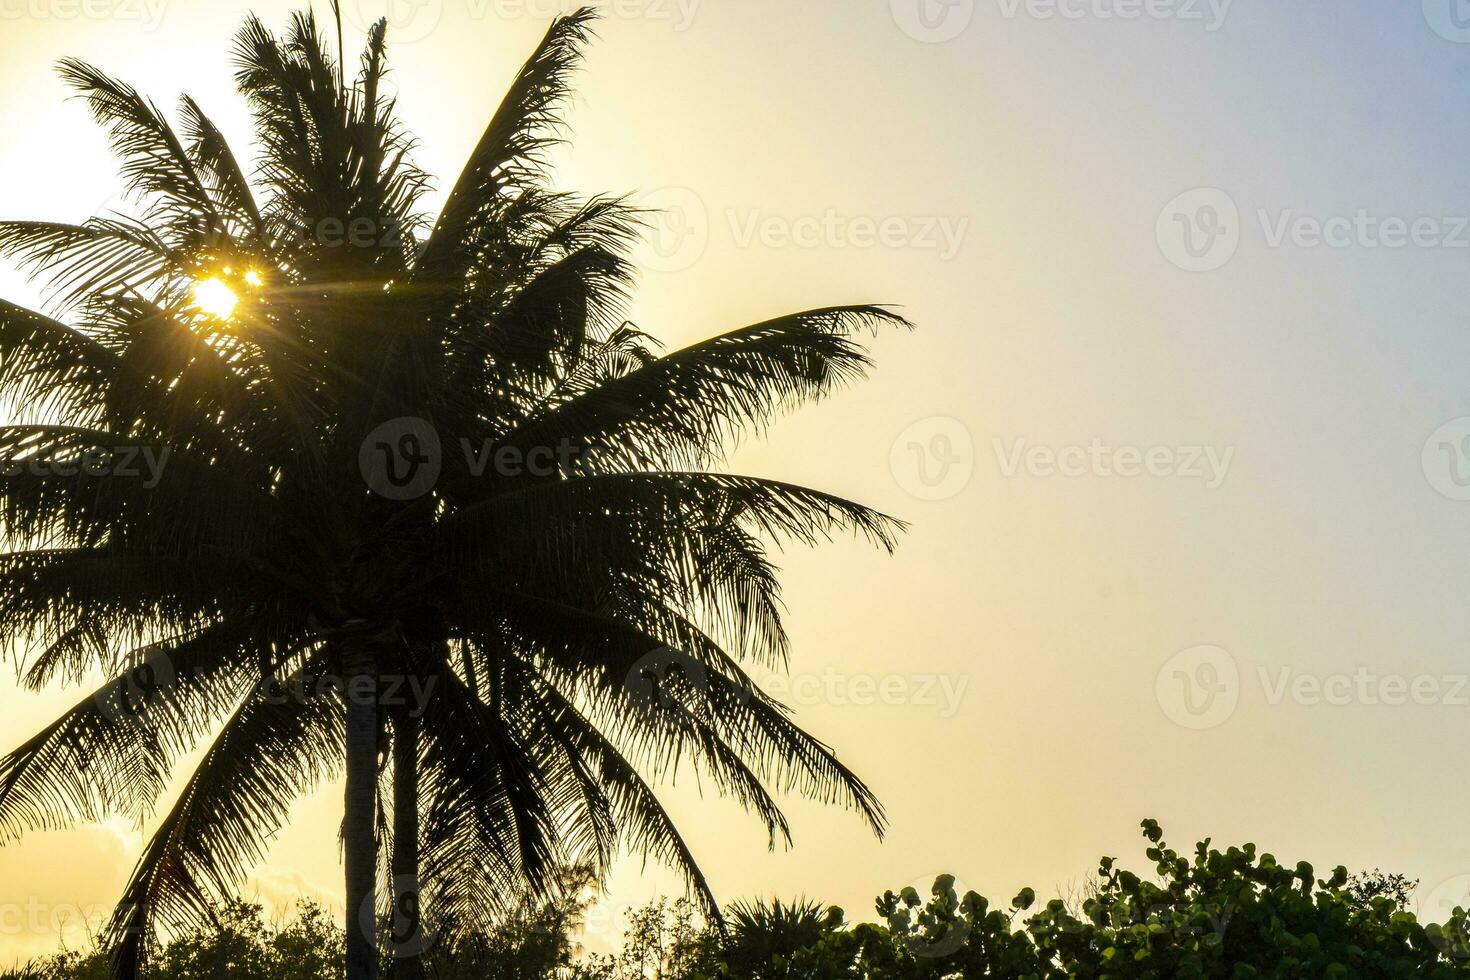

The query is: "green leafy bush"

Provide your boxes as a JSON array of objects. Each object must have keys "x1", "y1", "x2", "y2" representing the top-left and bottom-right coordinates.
[{"x1": 687, "y1": 820, "x2": 1470, "y2": 979}]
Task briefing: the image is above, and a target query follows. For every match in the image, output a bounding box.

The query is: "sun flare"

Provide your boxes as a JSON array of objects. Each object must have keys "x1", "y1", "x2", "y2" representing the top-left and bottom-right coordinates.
[{"x1": 192, "y1": 277, "x2": 239, "y2": 319}]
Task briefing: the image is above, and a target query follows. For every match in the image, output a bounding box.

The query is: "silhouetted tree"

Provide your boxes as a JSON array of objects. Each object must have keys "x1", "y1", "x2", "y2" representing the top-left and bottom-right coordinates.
[{"x1": 0, "y1": 7, "x2": 905, "y2": 980}]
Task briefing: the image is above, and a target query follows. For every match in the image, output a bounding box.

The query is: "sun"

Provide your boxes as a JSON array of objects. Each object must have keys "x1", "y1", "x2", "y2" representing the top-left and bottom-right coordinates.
[{"x1": 192, "y1": 277, "x2": 239, "y2": 319}]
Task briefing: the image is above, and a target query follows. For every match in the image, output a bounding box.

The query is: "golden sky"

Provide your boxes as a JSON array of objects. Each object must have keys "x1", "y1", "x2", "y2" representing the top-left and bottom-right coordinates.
[{"x1": 5, "y1": 0, "x2": 1470, "y2": 964}]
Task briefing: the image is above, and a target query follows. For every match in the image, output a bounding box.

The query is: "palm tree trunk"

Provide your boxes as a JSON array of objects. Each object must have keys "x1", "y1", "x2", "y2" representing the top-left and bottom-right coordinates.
[
  {"x1": 392, "y1": 705, "x2": 423, "y2": 980},
  {"x1": 344, "y1": 642, "x2": 380, "y2": 980}
]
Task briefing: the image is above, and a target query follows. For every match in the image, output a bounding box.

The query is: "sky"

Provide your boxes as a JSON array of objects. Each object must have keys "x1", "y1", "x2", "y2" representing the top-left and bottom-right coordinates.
[{"x1": 4, "y1": 0, "x2": 1470, "y2": 964}]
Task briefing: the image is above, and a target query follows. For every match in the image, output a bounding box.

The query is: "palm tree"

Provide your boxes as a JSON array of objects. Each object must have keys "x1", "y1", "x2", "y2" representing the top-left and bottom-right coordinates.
[
  {"x1": 0, "y1": 8, "x2": 907, "y2": 980},
  {"x1": 718, "y1": 897, "x2": 844, "y2": 978}
]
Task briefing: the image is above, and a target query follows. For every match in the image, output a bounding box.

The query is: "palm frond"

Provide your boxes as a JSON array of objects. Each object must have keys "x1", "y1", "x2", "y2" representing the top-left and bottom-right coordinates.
[
  {"x1": 492, "y1": 307, "x2": 911, "y2": 472},
  {"x1": 414, "y1": 8, "x2": 598, "y2": 279},
  {"x1": 55, "y1": 59, "x2": 218, "y2": 240},
  {"x1": 105, "y1": 649, "x2": 342, "y2": 978}
]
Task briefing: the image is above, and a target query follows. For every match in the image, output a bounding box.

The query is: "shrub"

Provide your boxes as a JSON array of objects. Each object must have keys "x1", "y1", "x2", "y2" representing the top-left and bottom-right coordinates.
[{"x1": 10, "y1": 821, "x2": 1470, "y2": 979}]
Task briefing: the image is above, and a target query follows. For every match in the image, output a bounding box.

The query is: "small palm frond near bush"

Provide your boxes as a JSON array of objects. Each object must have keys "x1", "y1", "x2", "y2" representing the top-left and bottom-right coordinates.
[{"x1": 720, "y1": 897, "x2": 840, "y2": 975}]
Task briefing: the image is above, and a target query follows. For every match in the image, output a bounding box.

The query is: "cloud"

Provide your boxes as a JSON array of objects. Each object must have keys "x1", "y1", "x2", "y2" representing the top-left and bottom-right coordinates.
[
  {"x1": 241, "y1": 865, "x2": 339, "y2": 921},
  {"x1": 0, "y1": 822, "x2": 133, "y2": 965}
]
